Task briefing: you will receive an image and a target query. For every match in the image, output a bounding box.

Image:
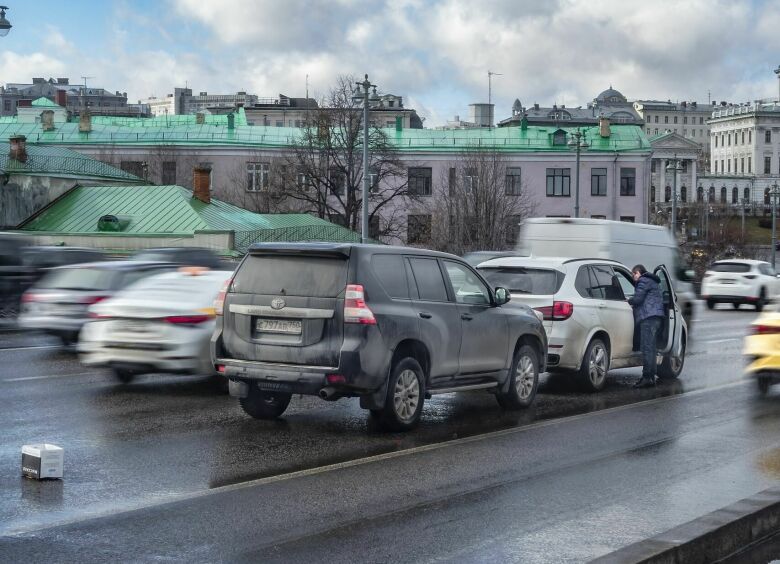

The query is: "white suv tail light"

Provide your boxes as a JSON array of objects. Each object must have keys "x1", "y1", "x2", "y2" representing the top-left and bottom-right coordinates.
[
  {"x1": 344, "y1": 284, "x2": 376, "y2": 325},
  {"x1": 214, "y1": 276, "x2": 234, "y2": 316}
]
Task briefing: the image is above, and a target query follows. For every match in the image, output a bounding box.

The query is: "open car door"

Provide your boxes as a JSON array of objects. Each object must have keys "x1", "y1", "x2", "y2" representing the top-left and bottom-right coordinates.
[{"x1": 654, "y1": 265, "x2": 683, "y2": 355}]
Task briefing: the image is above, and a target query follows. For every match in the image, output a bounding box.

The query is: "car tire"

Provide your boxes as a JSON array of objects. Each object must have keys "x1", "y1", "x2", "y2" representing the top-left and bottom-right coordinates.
[
  {"x1": 658, "y1": 336, "x2": 686, "y2": 380},
  {"x1": 239, "y1": 386, "x2": 292, "y2": 420},
  {"x1": 706, "y1": 299, "x2": 715, "y2": 310},
  {"x1": 757, "y1": 376, "x2": 771, "y2": 396},
  {"x1": 496, "y1": 344, "x2": 539, "y2": 410},
  {"x1": 579, "y1": 338, "x2": 609, "y2": 392},
  {"x1": 371, "y1": 357, "x2": 425, "y2": 432},
  {"x1": 112, "y1": 368, "x2": 136, "y2": 384},
  {"x1": 756, "y1": 289, "x2": 767, "y2": 312}
]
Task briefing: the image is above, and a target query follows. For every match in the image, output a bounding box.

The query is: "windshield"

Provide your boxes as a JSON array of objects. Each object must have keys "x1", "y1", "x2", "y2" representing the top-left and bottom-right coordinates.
[
  {"x1": 36, "y1": 267, "x2": 116, "y2": 291},
  {"x1": 479, "y1": 267, "x2": 564, "y2": 295},
  {"x1": 711, "y1": 262, "x2": 751, "y2": 273}
]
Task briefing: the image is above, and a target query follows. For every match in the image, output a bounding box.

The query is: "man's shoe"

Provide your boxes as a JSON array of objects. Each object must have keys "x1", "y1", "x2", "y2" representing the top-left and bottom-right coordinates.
[{"x1": 634, "y1": 377, "x2": 656, "y2": 388}]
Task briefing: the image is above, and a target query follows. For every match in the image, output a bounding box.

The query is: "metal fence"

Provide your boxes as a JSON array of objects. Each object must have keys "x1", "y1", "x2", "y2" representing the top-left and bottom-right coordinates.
[{"x1": 234, "y1": 225, "x2": 362, "y2": 254}]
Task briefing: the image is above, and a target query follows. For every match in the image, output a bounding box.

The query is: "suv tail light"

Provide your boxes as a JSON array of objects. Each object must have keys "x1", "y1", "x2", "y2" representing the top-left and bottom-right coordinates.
[
  {"x1": 21, "y1": 292, "x2": 39, "y2": 303},
  {"x1": 344, "y1": 284, "x2": 376, "y2": 325},
  {"x1": 214, "y1": 275, "x2": 234, "y2": 316},
  {"x1": 80, "y1": 295, "x2": 109, "y2": 305},
  {"x1": 534, "y1": 301, "x2": 574, "y2": 321},
  {"x1": 752, "y1": 324, "x2": 780, "y2": 335}
]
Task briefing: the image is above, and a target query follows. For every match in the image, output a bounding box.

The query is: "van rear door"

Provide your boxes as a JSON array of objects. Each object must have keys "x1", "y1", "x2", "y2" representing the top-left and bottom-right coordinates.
[{"x1": 223, "y1": 250, "x2": 349, "y2": 368}]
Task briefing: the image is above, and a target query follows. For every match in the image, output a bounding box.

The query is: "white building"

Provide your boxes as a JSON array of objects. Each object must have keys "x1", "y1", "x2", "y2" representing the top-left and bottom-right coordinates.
[{"x1": 146, "y1": 88, "x2": 258, "y2": 116}]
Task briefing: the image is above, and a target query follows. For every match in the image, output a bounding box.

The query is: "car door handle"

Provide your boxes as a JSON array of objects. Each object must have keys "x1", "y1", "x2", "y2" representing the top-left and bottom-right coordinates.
[
  {"x1": 461, "y1": 313, "x2": 473, "y2": 321},
  {"x1": 418, "y1": 312, "x2": 432, "y2": 319},
  {"x1": 597, "y1": 302, "x2": 607, "y2": 308}
]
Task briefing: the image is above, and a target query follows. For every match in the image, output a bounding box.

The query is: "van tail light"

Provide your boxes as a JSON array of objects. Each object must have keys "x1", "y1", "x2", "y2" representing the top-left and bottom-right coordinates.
[
  {"x1": 344, "y1": 284, "x2": 376, "y2": 325},
  {"x1": 752, "y1": 324, "x2": 780, "y2": 335},
  {"x1": 214, "y1": 276, "x2": 234, "y2": 316},
  {"x1": 164, "y1": 315, "x2": 212, "y2": 325},
  {"x1": 534, "y1": 301, "x2": 574, "y2": 321}
]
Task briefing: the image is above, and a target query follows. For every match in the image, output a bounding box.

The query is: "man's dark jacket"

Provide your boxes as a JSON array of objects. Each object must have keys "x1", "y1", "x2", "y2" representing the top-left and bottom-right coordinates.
[{"x1": 629, "y1": 272, "x2": 665, "y2": 323}]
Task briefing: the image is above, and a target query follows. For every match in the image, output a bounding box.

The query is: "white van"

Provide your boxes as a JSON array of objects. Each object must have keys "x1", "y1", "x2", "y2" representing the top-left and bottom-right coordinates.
[{"x1": 516, "y1": 218, "x2": 696, "y2": 327}]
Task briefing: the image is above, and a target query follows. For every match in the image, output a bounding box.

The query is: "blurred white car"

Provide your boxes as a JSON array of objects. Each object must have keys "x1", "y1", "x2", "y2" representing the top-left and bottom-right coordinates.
[
  {"x1": 78, "y1": 268, "x2": 233, "y2": 383},
  {"x1": 701, "y1": 259, "x2": 779, "y2": 311}
]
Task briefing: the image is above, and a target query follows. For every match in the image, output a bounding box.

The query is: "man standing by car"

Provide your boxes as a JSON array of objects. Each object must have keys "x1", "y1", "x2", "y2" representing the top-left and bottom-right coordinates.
[{"x1": 629, "y1": 264, "x2": 665, "y2": 388}]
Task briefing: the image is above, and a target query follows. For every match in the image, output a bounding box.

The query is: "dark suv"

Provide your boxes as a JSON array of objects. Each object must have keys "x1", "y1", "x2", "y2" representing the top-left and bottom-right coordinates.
[{"x1": 212, "y1": 243, "x2": 547, "y2": 431}]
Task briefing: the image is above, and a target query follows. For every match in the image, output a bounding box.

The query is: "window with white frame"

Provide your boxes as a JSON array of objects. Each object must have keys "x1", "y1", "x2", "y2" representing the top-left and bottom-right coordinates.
[
  {"x1": 464, "y1": 168, "x2": 478, "y2": 194},
  {"x1": 247, "y1": 162, "x2": 270, "y2": 192}
]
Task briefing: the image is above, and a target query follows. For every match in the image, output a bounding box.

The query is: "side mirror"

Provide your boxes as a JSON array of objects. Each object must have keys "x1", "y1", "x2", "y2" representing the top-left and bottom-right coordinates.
[{"x1": 494, "y1": 287, "x2": 510, "y2": 306}]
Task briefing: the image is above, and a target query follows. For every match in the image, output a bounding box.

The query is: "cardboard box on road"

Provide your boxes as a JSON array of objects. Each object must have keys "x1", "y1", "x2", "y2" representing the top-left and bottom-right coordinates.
[{"x1": 21, "y1": 443, "x2": 63, "y2": 480}]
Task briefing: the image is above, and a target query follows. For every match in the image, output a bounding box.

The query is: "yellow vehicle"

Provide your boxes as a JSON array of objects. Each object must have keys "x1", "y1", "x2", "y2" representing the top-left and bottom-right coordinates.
[{"x1": 744, "y1": 310, "x2": 780, "y2": 395}]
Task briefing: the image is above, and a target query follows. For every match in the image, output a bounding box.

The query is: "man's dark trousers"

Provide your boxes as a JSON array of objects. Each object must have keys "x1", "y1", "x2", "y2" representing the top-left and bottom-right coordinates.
[{"x1": 640, "y1": 316, "x2": 663, "y2": 379}]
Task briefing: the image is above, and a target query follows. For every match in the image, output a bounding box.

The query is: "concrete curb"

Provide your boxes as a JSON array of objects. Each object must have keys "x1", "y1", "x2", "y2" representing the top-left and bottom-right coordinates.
[{"x1": 591, "y1": 485, "x2": 780, "y2": 564}]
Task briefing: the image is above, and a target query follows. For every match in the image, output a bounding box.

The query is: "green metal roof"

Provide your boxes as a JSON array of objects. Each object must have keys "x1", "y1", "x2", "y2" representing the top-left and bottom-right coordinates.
[
  {"x1": 0, "y1": 107, "x2": 650, "y2": 152},
  {"x1": 31, "y1": 97, "x2": 60, "y2": 107},
  {"x1": 0, "y1": 142, "x2": 143, "y2": 182},
  {"x1": 19, "y1": 184, "x2": 362, "y2": 251}
]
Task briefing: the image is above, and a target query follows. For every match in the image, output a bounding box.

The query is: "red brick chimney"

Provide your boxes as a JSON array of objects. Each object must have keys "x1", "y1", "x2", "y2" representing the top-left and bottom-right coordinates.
[
  {"x1": 56, "y1": 89, "x2": 67, "y2": 107},
  {"x1": 9, "y1": 135, "x2": 27, "y2": 163},
  {"x1": 192, "y1": 166, "x2": 211, "y2": 204}
]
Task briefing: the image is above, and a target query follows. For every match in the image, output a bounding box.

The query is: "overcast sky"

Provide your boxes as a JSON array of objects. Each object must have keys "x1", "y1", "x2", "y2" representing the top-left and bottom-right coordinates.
[{"x1": 1, "y1": 0, "x2": 779, "y2": 125}]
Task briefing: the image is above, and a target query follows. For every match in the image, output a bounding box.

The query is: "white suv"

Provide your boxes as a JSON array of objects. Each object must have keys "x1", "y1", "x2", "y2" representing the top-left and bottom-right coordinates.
[
  {"x1": 478, "y1": 257, "x2": 687, "y2": 391},
  {"x1": 701, "y1": 259, "x2": 779, "y2": 311}
]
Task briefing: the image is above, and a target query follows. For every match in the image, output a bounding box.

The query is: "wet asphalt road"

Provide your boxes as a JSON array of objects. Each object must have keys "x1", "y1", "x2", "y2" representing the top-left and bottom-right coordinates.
[{"x1": 0, "y1": 304, "x2": 778, "y2": 562}]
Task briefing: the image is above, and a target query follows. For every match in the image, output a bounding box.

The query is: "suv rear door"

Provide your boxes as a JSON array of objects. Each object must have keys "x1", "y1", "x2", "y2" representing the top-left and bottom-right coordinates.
[
  {"x1": 407, "y1": 257, "x2": 461, "y2": 380},
  {"x1": 223, "y1": 250, "x2": 349, "y2": 367},
  {"x1": 589, "y1": 264, "x2": 634, "y2": 360}
]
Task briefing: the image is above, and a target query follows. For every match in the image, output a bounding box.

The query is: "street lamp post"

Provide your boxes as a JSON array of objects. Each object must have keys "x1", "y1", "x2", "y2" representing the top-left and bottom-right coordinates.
[
  {"x1": 353, "y1": 74, "x2": 376, "y2": 244},
  {"x1": 771, "y1": 183, "x2": 780, "y2": 268},
  {"x1": 567, "y1": 130, "x2": 589, "y2": 218},
  {"x1": 666, "y1": 156, "x2": 683, "y2": 237}
]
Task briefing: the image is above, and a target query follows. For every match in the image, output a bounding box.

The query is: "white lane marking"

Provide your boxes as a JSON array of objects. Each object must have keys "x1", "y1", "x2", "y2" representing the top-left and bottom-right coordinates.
[
  {"x1": 3, "y1": 372, "x2": 94, "y2": 382},
  {"x1": 0, "y1": 345, "x2": 60, "y2": 352},
  {"x1": 1, "y1": 378, "x2": 751, "y2": 537},
  {"x1": 702, "y1": 338, "x2": 741, "y2": 345}
]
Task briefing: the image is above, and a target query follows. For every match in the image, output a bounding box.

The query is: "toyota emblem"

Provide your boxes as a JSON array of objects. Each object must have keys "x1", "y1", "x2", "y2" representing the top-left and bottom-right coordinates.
[{"x1": 271, "y1": 297, "x2": 286, "y2": 310}]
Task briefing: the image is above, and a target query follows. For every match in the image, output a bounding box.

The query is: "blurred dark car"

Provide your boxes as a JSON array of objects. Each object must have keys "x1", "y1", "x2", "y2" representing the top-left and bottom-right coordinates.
[
  {"x1": 462, "y1": 250, "x2": 518, "y2": 268},
  {"x1": 132, "y1": 247, "x2": 223, "y2": 269},
  {"x1": 0, "y1": 234, "x2": 32, "y2": 322},
  {"x1": 18, "y1": 261, "x2": 176, "y2": 346},
  {"x1": 23, "y1": 246, "x2": 107, "y2": 281}
]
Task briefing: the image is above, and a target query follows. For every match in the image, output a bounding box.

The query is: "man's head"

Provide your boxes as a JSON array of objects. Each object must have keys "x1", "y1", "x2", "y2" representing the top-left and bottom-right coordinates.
[{"x1": 632, "y1": 264, "x2": 647, "y2": 282}]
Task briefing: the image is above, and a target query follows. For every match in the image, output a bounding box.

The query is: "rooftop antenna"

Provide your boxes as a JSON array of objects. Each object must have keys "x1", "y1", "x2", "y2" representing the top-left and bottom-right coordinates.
[
  {"x1": 305, "y1": 73, "x2": 309, "y2": 128},
  {"x1": 80, "y1": 76, "x2": 94, "y2": 110},
  {"x1": 488, "y1": 70, "x2": 502, "y2": 128}
]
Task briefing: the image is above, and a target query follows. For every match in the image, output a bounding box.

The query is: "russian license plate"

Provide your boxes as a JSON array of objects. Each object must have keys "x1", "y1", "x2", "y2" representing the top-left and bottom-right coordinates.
[
  {"x1": 256, "y1": 318, "x2": 302, "y2": 335},
  {"x1": 49, "y1": 304, "x2": 81, "y2": 316},
  {"x1": 720, "y1": 278, "x2": 735, "y2": 284},
  {"x1": 120, "y1": 320, "x2": 149, "y2": 333}
]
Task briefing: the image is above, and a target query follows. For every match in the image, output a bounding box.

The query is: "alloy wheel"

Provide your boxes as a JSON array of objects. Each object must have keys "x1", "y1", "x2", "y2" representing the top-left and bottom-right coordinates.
[
  {"x1": 393, "y1": 369, "x2": 420, "y2": 422},
  {"x1": 515, "y1": 355, "x2": 536, "y2": 399},
  {"x1": 589, "y1": 344, "x2": 607, "y2": 387}
]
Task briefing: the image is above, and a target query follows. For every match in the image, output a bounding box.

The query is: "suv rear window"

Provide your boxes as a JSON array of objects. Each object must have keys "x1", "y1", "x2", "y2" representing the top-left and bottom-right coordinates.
[
  {"x1": 232, "y1": 255, "x2": 348, "y2": 297},
  {"x1": 479, "y1": 267, "x2": 564, "y2": 295},
  {"x1": 36, "y1": 267, "x2": 115, "y2": 291},
  {"x1": 711, "y1": 262, "x2": 751, "y2": 273}
]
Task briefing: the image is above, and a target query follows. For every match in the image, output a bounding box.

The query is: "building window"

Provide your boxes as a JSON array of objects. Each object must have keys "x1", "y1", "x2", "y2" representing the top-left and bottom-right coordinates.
[
  {"x1": 682, "y1": 160, "x2": 688, "y2": 173},
  {"x1": 655, "y1": 116, "x2": 659, "y2": 123},
  {"x1": 591, "y1": 168, "x2": 607, "y2": 196},
  {"x1": 464, "y1": 168, "x2": 478, "y2": 194},
  {"x1": 505, "y1": 167, "x2": 522, "y2": 195},
  {"x1": 665, "y1": 186, "x2": 671, "y2": 202},
  {"x1": 699, "y1": 117, "x2": 704, "y2": 124},
  {"x1": 407, "y1": 214, "x2": 431, "y2": 244},
  {"x1": 161, "y1": 161, "x2": 176, "y2": 185},
  {"x1": 330, "y1": 168, "x2": 346, "y2": 195},
  {"x1": 721, "y1": 159, "x2": 724, "y2": 173},
  {"x1": 591, "y1": 214, "x2": 607, "y2": 219},
  {"x1": 120, "y1": 161, "x2": 145, "y2": 178},
  {"x1": 727, "y1": 159, "x2": 731, "y2": 173},
  {"x1": 742, "y1": 131, "x2": 745, "y2": 144},
  {"x1": 275, "y1": 120, "x2": 283, "y2": 127},
  {"x1": 697, "y1": 186, "x2": 704, "y2": 202},
  {"x1": 650, "y1": 185, "x2": 656, "y2": 202},
  {"x1": 619, "y1": 216, "x2": 635, "y2": 223},
  {"x1": 368, "y1": 167, "x2": 379, "y2": 192},
  {"x1": 247, "y1": 162, "x2": 270, "y2": 192},
  {"x1": 715, "y1": 161, "x2": 718, "y2": 174},
  {"x1": 683, "y1": 116, "x2": 688, "y2": 124},
  {"x1": 674, "y1": 116, "x2": 678, "y2": 124},
  {"x1": 681, "y1": 186, "x2": 687, "y2": 202},
  {"x1": 748, "y1": 156, "x2": 752, "y2": 173},
  {"x1": 646, "y1": 115, "x2": 651, "y2": 123},
  {"x1": 408, "y1": 167, "x2": 432, "y2": 196},
  {"x1": 744, "y1": 187, "x2": 750, "y2": 201},
  {"x1": 720, "y1": 186, "x2": 727, "y2": 203},
  {"x1": 741, "y1": 158, "x2": 745, "y2": 174},
  {"x1": 728, "y1": 133, "x2": 731, "y2": 146},
  {"x1": 546, "y1": 168, "x2": 571, "y2": 197},
  {"x1": 651, "y1": 160, "x2": 656, "y2": 173},
  {"x1": 654, "y1": 128, "x2": 658, "y2": 135},
  {"x1": 296, "y1": 169, "x2": 309, "y2": 191},
  {"x1": 749, "y1": 130, "x2": 752, "y2": 144},
  {"x1": 620, "y1": 168, "x2": 636, "y2": 196},
  {"x1": 732, "y1": 187, "x2": 738, "y2": 204},
  {"x1": 765, "y1": 156, "x2": 772, "y2": 175},
  {"x1": 766, "y1": 130, "x2": 772, "y2": 144},
  {"x1": 646, "y1": 128, "x2": 650, "y2": 134},
  {"x1": 709, "y1": 186, "x2": 715, "y2": 202},
  {"x1": 766, "y1": 188, "x2": 771, "y2": 205},
  {"x1": 715, "y1": 136, "x2": 718, "y2": 148},
  {"x1": 664, "y1": 116, "x2": 669, "y2": 124}
]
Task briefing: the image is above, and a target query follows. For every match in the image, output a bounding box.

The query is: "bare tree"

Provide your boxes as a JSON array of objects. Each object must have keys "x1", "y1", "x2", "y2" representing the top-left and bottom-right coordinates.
[
  {"x1": 427, "y1": 149, "x2": 537, "y2": 254},
  {"x1": 277, "y1": 75, "x2": 414, "y2": 240}
]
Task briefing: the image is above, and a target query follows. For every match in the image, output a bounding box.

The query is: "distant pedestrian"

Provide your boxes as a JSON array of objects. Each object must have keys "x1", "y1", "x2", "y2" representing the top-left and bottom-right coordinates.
[{"x1": 628, "y1": 264, "x2": 665, "y2": 388}]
